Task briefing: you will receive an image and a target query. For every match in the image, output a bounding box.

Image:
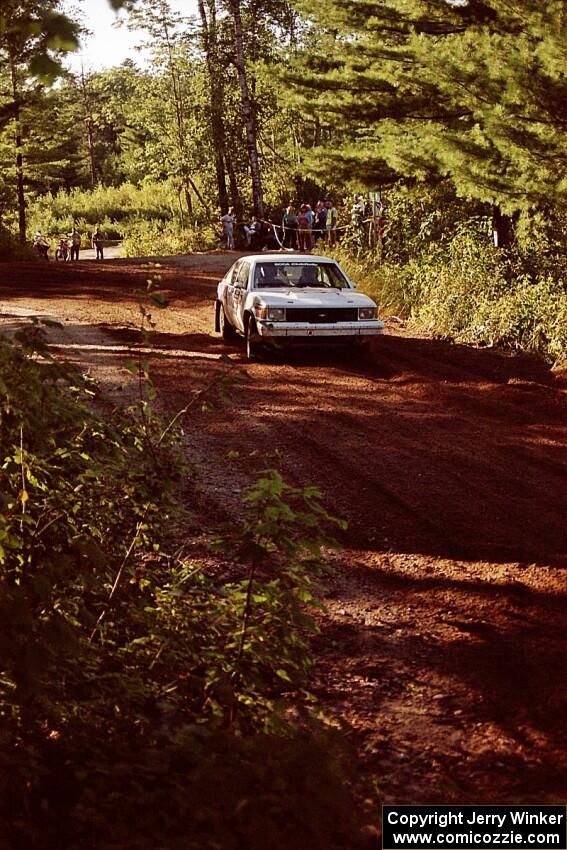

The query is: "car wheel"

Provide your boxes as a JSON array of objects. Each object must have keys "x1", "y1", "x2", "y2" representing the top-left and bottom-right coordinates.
[
  {"x1": 220, "y1": 306, "x2": 237, "y2": 340},
  {"x1": 245, "y1": 317, "x2": 263, "y2": 361}
]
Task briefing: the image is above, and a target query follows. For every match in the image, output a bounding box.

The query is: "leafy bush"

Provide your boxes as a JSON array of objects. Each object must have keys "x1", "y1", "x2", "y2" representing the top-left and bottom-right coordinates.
[
  {"x1": 25, "y1": 181, "x2": 221, "y2": 255},
  {"x1": 473, "y1": 274, "x2": 567, "y2": 361},
  {"x1": 0, "y1": 327, "x2": 366, "y2": 849},
  {"x1": 0, "y1": 227, "x2": 35, "y2": 261},
  {"x1": 327, "y1": 184, "x2": 567, "y2": 365},
  {"x1": 28, "y1": 181, "x2": 176, "y2": 234},
  {"x1": 324, "y1": 244, "x2": 423, "y2": 317},
  {"x1": 121, "y1": 218, "x2": 219, "y2": 257}
]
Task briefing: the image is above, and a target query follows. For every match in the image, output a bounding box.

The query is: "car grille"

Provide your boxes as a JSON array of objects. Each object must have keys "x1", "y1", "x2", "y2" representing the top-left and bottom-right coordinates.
[{"x1": 286, "y1": 308, "x2": 358, "y2": 324}]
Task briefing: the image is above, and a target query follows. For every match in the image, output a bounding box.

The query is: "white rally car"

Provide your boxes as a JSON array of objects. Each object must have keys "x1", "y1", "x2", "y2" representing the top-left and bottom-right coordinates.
[{"x1": 214, "y1": 254, "x2": 384, "y2": 359}]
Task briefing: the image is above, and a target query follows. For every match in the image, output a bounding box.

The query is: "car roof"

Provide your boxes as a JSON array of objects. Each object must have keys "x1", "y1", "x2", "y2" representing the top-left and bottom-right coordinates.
[{"x1": 242, "y1": 254, "x2": 337, "y2": 264}]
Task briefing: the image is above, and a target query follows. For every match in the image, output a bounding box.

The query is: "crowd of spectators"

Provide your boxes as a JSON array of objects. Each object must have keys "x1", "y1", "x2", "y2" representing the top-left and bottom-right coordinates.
[{"x1": 220, "y1": 199, "x2": 345, "y2": 252}]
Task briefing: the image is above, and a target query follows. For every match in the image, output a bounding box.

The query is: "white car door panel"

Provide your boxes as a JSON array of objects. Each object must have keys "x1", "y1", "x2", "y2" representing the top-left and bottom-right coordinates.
[{"x1": 232, "y1": 261, "x2": 250, "y2": 331}]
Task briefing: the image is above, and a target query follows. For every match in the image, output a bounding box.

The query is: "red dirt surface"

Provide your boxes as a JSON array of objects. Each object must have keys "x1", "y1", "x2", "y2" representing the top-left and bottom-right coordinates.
[{"x1": 2, "y1": 255, "x2": 566, "y2": 810}]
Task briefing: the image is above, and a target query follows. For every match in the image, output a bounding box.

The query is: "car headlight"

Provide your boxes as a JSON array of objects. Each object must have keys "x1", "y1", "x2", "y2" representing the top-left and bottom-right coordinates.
[
  {"x1": 266, "y1": 307, "x2": 286, "y2": 322},
  {"x1": 358, "y1": 306, "x2": 377, "y2": 320},
  {"x1": 254, "y1": 304, "x2": 286, "y2": 321}
]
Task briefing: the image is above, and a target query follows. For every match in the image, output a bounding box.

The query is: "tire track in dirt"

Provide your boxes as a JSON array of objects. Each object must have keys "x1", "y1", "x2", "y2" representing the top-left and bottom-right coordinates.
[{"x1": 191, "y1": 349, "x2": 566, "y2": 567}]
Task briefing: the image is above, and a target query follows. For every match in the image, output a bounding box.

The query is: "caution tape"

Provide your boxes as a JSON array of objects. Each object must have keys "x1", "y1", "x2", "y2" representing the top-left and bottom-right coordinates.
[{"x1": 257, "y1": 216, "x2": 376, "y2": 235}]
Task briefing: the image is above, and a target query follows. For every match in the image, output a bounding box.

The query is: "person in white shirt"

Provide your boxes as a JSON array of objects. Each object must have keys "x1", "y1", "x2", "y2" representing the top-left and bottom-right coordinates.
[
  {"x1": 221, "y1": 208, "x2": 235, "y2": 249},
  {"x1": 324, "y1": 200, "x2": 338, "y2": 245}
]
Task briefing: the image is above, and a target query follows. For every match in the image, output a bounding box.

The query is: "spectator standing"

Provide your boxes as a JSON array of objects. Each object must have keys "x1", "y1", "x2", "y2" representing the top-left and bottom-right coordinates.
[
  {"x1": 350, "y1": 194, "x2": 365, "y2": 226},
  {"x1": 92, "y1": 228, "x2": 104, "y2": 260},
  {"x1": 350, "y1": 194, "x2": 366, "y2": 247},
  {"x1": 282, "y1": 205, "x2": 298, "y2": 249},
  {"x1": 325, "y1": 200, "x2": 338, "y2": 246},
  {"x1": 297, "y1": 204, "x2": 312, "y2": 251},
  {"x1": 221, "y1": 208, "x2": 236, "y2": 249},
  {"x1": 315, "y1": 201, "x2": 326, "y2": 243},
  {"x1": 306, "y1": 204, "x2": 315, "y2": 250},
  {"x1": 69, "y1": 227, "x2": 81, "y2": 261}
]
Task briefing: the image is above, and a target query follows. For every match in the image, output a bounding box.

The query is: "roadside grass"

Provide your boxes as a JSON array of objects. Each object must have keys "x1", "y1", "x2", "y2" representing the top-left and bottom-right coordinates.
[
  {"x1": 328, "y1": 193, "x2": 567, "y2": 366},
  {"x1": 25, "y1": 181, "x2": 220, "y2": 255}
]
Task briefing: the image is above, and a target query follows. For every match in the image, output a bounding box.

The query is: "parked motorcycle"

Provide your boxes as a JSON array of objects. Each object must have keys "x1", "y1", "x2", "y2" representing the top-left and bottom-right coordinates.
[{"x1": 55, "y1": 237, "x2": 70, "y2": 261}]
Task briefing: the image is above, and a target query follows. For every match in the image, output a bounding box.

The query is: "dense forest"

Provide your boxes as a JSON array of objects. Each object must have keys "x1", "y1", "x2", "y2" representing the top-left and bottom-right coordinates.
[
  {"x1": 0, "y1": 2, "x2": 566, "y2": 848},
  {"x1": 1, "y1": 0, "x2": 566, "y2": 358}
]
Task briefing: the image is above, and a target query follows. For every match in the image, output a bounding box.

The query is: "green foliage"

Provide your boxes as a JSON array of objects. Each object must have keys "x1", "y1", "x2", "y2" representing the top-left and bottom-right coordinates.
[
  {"x1": 0, "y1": 322, "x2": 183, "y2": 698},
  {"x1": 121, "y1": 217, "x2": 219, "y2": 256},
  {"x1": 284, "y1": 0, "x2": 567, "y2": 211},
  {"x1": 28, "y1": 181, "x2": 174, "y2": 232},
  {"x1": 213, "y1": 469, "x2": 346, "y2": 720},
  {"x1": 0, "y1": 227, "x2": 35, "y2": 260},
  {"x1": 0, "y1": 327, "x2": 365, "y2": 849},
  {"x1": 26, "y1": 181, "x2": 220, "y2": 254},
  {"x1": 0, "y1": 1, "x2": 80, "y2": 86},
  {"x1": 330, "y1": 183, "x2": 567, "y2": 365},
  {"x1": 413, "y1": 234, "x2": 567, "y2": 363}
]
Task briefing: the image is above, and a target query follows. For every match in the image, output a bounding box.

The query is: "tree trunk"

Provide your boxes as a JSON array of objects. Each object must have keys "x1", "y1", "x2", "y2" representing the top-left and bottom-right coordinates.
[
  {"x1": 314, "y1": 117, "x2": 321, "y2": 146},
  {"x1": 225, "y1": 148, "x2": 242, "y2": 216},
  {"x1": 492, "y1": 205, "x2": 516, "y2": 249},
  {"x1": 79, "y1": 67, "x2": 97, "y2": 187},
  {"x1": 176, "y1": 184, "x2": 186, "y2": 228},
  {"x1": 198, "y1": 0, "x2": 230, "y2": 213},
  {"x1": 228, "y1": 0, "x2": 264, "y2": 219},
  {"x1": 10, "y1": 61, "x2": 26, "y2": 244},
  {"x1": 161, "y1": 16, "x2": 194, "y2": 216}
]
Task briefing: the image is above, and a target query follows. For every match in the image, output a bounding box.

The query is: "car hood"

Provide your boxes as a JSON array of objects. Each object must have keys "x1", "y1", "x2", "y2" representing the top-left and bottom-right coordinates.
[{"x1": 253, "y1": 288, "x2": 376, "y2": 309}]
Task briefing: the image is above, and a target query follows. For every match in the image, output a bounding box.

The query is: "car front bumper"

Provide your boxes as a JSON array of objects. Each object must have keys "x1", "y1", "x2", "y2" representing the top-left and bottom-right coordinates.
[{"x1": 256, "y1": 320, "x2": 384, "y2": 339}]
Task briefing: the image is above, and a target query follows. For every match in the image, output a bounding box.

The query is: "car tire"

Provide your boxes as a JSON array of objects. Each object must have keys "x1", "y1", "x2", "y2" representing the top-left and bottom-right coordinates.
[
  {"x1": 220, "y1": 306, "x2": 237, "y2": 340},
  {"x1": 245, "y1": 317, "x2": 263, "y2": 361}
]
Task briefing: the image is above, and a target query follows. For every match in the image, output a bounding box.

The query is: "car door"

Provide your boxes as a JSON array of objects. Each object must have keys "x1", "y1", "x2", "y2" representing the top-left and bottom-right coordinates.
[
  {"x1": 227, "y1": 261, "x2": 250, "y2": 332},
  {"x1": 223, "y1": 261, "x2": 242, "y2": 325}
]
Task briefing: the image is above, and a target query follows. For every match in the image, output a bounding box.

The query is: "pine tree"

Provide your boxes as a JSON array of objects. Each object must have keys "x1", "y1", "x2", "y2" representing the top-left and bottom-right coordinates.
[
  {"x1": 285, "y1": 0, "x2": 567, "y2": 212},
  {"x1": 125, "y1": 0, "x2": 211, "y2": 220},
  {"x1": 0, "y1": 0, "x2": 79, "y2": 240}
]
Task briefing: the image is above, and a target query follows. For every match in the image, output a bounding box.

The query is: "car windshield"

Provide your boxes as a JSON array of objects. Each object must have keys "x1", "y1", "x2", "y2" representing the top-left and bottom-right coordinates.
[{"x1": 253, "y1": 262, "x2": 350, "y2": 289}]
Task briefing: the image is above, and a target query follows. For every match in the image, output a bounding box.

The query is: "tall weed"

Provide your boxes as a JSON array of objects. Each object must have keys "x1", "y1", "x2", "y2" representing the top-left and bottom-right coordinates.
[
  {"x1": 328, "y1": 184, "x2": 567, "y2": 365},
  {"x1": 25, "y1": 180, "x2": 220, "y2": 256},
  {"x1": 121, "y1": 218, "x2": 218, "y2": 257}
]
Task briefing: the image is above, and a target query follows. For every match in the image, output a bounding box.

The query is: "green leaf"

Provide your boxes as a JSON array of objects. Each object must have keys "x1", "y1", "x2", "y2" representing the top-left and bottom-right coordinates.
[
  {"x1": 29, "y1": 53, "x2": 65, "y2": 82},
  {"x1": 276, "y1": 668, "x2": 292, "y2": 682}
]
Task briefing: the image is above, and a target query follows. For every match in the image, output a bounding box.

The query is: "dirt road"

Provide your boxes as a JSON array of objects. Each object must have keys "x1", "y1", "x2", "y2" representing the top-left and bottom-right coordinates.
[{"x1": 1, "y1": 254, "x2": 566, "y2": 806}]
